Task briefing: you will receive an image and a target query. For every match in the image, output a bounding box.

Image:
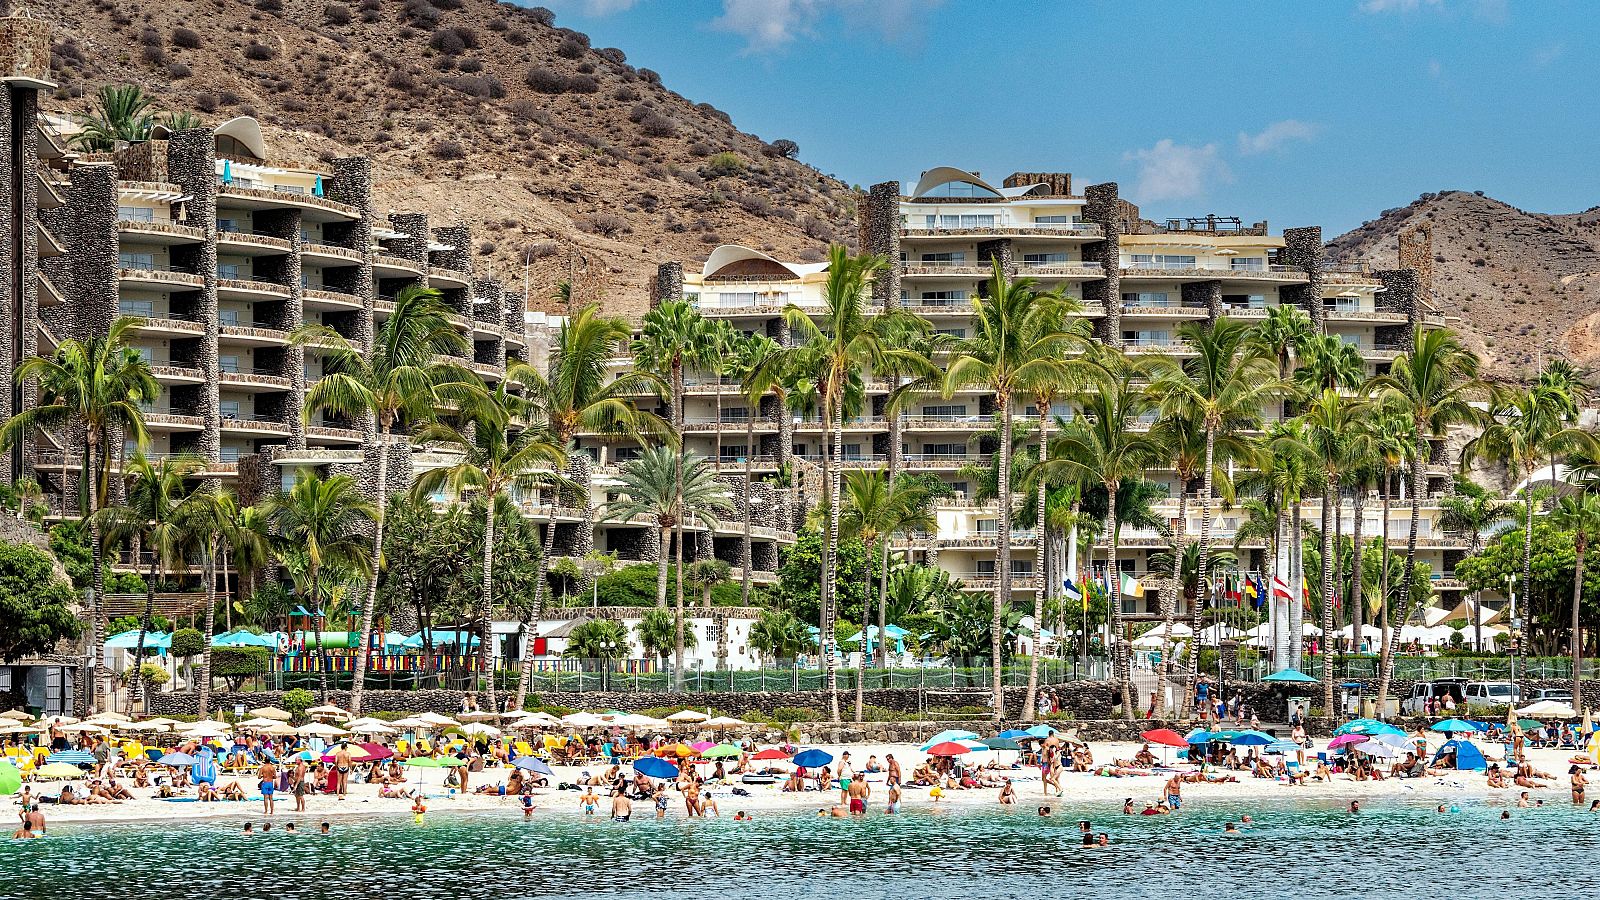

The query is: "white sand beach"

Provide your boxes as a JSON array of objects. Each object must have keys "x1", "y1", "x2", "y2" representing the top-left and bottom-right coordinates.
[{"x1": 21, "y1": 740, "x2": 1587, "y2": 829}]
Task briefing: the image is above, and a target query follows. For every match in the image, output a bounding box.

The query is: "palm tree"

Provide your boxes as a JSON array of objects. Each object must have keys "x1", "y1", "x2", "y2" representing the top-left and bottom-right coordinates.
[
  {"x1": 0, "y1": 316, "x2": 158, "y2": 713},
  {"x1": 1037, "y1": 349, "x2": 1164, "y2": 718},
  {"x1": 1300, "y1": 388, "x2": 1366, "y2": 710},
  {"x1": 1438, "y1": 478, "x2": 1515, "y2": 652},
  {"x1": 1295, "y1": 333, "x2": 1366, "y2": 393},
  {"x1": 635, "y1": 609, "x2": 676, "y2": 670},
  {"x1": 71, "y1": 85, "x2": 159, "y2": 151},
  {"x1": 517, "y1": 303, "x2": 666, "y2": 705},
  {"x1": 747, "y1": 608, "x2": 811, "y2": 667},
  {"x1": 602, "y1": 448, "x2": 732, "y2": 688},
  {"x1": 264, "y1": 473, "x2": 376, "y2": 701},
  {"x1": 1236, "y1": 423, "x2": 1315, "y2": 669},
  {"x1": 99, "y1": 453, "x2": 202, "y2": 715},
  {"x1": 1251, "y1": 305, "x2": 1315, "y2": 422},
  {"x1": 839, "y1": 470, "x2": 936, "y2": 720},
  {"x1": 413, "y1": 386, "x2": 565, "y2": 712},
  {"x1": 781, "y1": 245, "x2": 922, "y2": 721},
  {"x1": 181, "y1": 486, "x2": 233, "y2": 718},
  {"x1": 1150, "y1": 317, "x2": 1279, "y2": 710},
  {"x1": 1551, "y1": 493, "x2": 1600, "y2": 713},
  {"x1": 732, "y1": 334, "x2": 783, "y2": 605},
  {"x1": 1372, "y1": 327, "x2": 1487, "y2": 710},
  {"x1": 687, "y1": 558, "x2": 731, "y2": 607},
  {"x1": 945, "y1": 259, "x2": 1086, "y2": 720},
  {"x1": 294, "y1": 283, "x2": 474, "y2": 717},
  {"x1": 219, "y1": 499, "x2": 272, "y2": 633}
]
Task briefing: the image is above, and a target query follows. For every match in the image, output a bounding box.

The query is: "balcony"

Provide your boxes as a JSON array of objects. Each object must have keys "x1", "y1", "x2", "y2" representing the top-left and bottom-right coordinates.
[
  {"x1": 1326, "y1": 308, "x2": 1408, "y2": 324},
  {"x1": 117, "y1": 218, "x2": 205, "y2": 244},
  {"x1": 216, "y1": 227, "x2": 293, "y2": 254},
  {"x1": 1122, "y1": 339, "x2": 1194, "y2": 355},
  {"x1": 219, "y1": 367, "x2": 292, "y2": 391},
  {"x1": 1121, "y1": 303, "x2": 1209, "y2": 318},
  {"x1": 300, "y1": 239, "x2": 365, "y2": 263},
  {"x1": 470, "y1": 360, "x2": 504, "y2": 381},
  {"x1": 150, "y1": 364, "x2": 205, "y2": 385},
  {"x1": 901, "y1": 222, "x2": 1102, "y2": 240},
  {"x1": 302, "y1": 287, "x2": 364, "y2": 311},
  {"x1": 216, "y1": 183, "x2": 359, "y2": 222},
  {"x1": 219, "y1": 322, "x2": 290, "y2": 347},
  {"x1": 220, "y1": 413, "x2": 291, "y2": 436},
  {"x1": 142, "y1": 412, "x2": 205, "y2": 431},
  {"x1": 373, "y1": 254, "x2": 425, "y2": 277},
  {"x1": 118, "y1": 264, "x2": 204, "y2": 290},
  {"x1": 428, "y1": 266, "x2": 471, "y2": 288},
  {"x1": 307, "y1": 422, "x2": 364, "y2": 444},
  {"x1": 131, "y1": 312, "x2": 206, "y2": 338},
  {"x1": 217, "y1": 277, "x2": 292, "y2": 301},
  {"x1": 1120, "y1": 261, "x2": 1308, "y2": 284}
]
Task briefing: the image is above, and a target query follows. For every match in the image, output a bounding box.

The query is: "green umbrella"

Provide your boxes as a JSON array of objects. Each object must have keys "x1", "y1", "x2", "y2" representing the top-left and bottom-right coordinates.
[
  {"x1": 35, "y1": 762, "x2": 84, "y2": 779},
  {"x1": 703, "y1": 744, "x2": 741, "y2": 759},
  {"x1": 1518, "y1": 719, "x2": 1543, "y2": 730},
  {"x1": 437, "y1": 757, "x2": 467, "y2": 767},
  {"x1": 0, "y1": 761, "x2": 19, "y2": 795},
  {"x1": 984, "y1": 737, "x2": 1024, "y2": 751},
  {"x1": 403, "y1": 757, "x2": 445, "y2": 768}
]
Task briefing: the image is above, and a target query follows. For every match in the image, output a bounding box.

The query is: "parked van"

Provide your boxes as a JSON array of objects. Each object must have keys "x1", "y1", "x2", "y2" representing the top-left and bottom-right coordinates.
[
  {"x1": 1463, "y1": 681, "x2": 1520, "y2": 710},
  {"x1": 1401, "y1": 678, "x2": 1467, "y2": 715}
]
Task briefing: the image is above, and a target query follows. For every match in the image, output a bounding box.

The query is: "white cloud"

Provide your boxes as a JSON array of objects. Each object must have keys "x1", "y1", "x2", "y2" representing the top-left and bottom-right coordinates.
[
  {"x1": 711, "y1": 0, "x2": 937, "y2": 52},
  {"x1": 544, "y1": 0, "x2": 640, "y2": 15},
  {"x1": 1357, "y1": 0, "x2": 1507, "y2": 21},
  {"x1": 1123, "y1": 140, "x2": 1230, "y2": 203},
  {"x1": 1237, "y1": 120, "x2": 1319, "y2": 155},
  {"x1": 1357, "y1": 0, "x2": 1442, "y2": 12},
  {"x1": 1532, "y1": 42, "x2": 1566, "y2": 69},
  {"x1": 1427, "y1": 58, "x2": 1444, "y2": 78}
]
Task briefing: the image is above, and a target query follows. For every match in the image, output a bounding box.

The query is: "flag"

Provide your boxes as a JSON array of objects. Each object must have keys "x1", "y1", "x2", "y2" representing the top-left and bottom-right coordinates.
[
  {"x1": 1120, "y1": 572, "x2": 1143, "y2": 596},
  {"x1": 1064, "y1": 579, "x2": 1085, "y2": 612},
  {"x1": 1248, "y1": 575, "x2": 1266, "y2": 609},
  {"x1": 1272, "y1": 576, "x2": 1292, "y2": 600},
  {"x1": 1227, "y1": 574, "x2": 1243, "y2": 603}
]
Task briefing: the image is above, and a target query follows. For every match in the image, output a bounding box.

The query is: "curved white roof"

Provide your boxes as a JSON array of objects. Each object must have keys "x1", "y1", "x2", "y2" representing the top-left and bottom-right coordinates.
[
  {"x1": 700, "y1": 245, "x2": 827, "y2": 279},
  {"x1": 909, "y1": 166, "x2": 1049, "y2": 200},
  {"x1": 214, "y1": 116, "x2": 269, "y2": 160}
]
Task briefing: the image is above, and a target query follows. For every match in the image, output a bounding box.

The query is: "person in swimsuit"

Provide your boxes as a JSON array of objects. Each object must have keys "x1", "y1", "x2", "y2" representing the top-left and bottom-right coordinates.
[
  {"x1": 333, "y1": 744, "x2": 352, "y2": 800},
  {"x1": 1571, "y1": 765, "x2": 1587, "y2": 805},
  {"x1": 611, "y1": 790, "x2": 632, "y2": 822},
  {"x1": 847, "y1": 775, "x2": 870, "y2": 814},
  {"x1": 885, "y1": 784, "x2": 901, "y2": 814},
  {"x1": 886, "y1": 754, "x2": 901, "y2": 788},
  {"x1": 998, "y1": 779, "x2": 1017, "y2": 805},
  {"x1": 653, "y1": 787, "x2": 669, "y2": 819},
  {"x1": 580, "y1": 787, "x2": 599, "y2": 817},
  {"x1": 257, "y1": 761, "x2": 277, "y2": 816}
]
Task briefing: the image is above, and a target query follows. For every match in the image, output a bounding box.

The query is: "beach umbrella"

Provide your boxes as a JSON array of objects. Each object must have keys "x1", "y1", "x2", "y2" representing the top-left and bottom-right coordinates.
[
  {"x1": 357, "y1": 742, "x2": 395, "y2": 761},
  {"x1": 984, "y1": 737, "x2": 1023, "y2": 751},
  {"x1": 1263, "y1": 740, "x2": 1301, "y2": 756},
  {"x1": 307, "y1": 705, "x2": 349, "y2": 720},
  {"x1": 1140, "y1": 729, "x2": 1189, "y2": 748},
  {"x1": 238, "y1": 717, "x2": 287, "y2": 729},
  {"x1": 1024, "y1": 724, "x2": 1058, "y2": 740},
  {"x1": 1517, "y1": 700, "x2": 1578, "y2": 718},
  {"x1": 248, "y1": 706, "x2": 293, "y2": 721},
  {"x1": 704, "y1": 716, "x2": 747, "y2": 729},
  {"x1": 666, "y1": 710, "x2": 710, "y2": 723},
  {"x1": 258, "y1": 722, "x2": 298, "y2": 736},
  {"x1": 60, "y1": 723, "x2": 107, "y2": 734},
  {"x1": 791, "y1": 749, "x2": 833, "y2": 769},
  {"x1": 35, "y1": 715, "x2": 78, "y2": 727},
  {"x1": 459, "y1": 723, "x2": 500, "y2": 738},
  {"x1": 405, "y1": 756, "x2": 445, "y2": 769},
  {"x1": 926, "y1": 741, "x2": 971, "y2": 757},
  {"x1": 457, "y1": 710, "x2": 500, "y2": 722},
  {"x1": 752, "y1": 748, "x2": 791, "y2": 761},
  {"x1": 1184, "y1": 729, "x2": 1216, "y2": 744},
  {"x1": 414, "y1": 712, "x2": 460, "y2": 728},
  {"x1": 633, "y1": 756, "x2": 680, "y2": 779},
  {"x1": 561, "y1": 712, "x2": 606, "y2": 728},
  {"x1": 35, "y1": 763, "x2": 84, "y2": 780},
  {"x1": 349, "y1": 721, "x2": 397, "y2": 735},
  {"x1": 920, "y1": 729, "x2": 979, "y2": 751},
  {"x1": 505, "y1": 716, "x2": 552, "y2": 730},
  {"x1": 704, "y1": 744, "x2": 742, "y2": 759},
  {"x1": 183, "y1": 720, "x2": 232, "y2": 738},
  {"x1": 512, "y1": 756, "x2": 554, "y2": 776},
  {"x1": 1327, "y1": 734, "x2": 1369, "y2": 750},
  {"x1": 997, "y1": 729, "x2": 1032, "y2": 741},
  {"x1": 389, "y1": 717, "x2": 431, "y2": 729},
  {"x1": 157, "y1": 752, "x2": 197, "y2": 767},
  {"x1": 0, "y1": 710, "x2": 32, "y2": 722},
  {"x1": 0, "y1": 762, "x2": 19, "y2": 795},
  {"x1": 1261, "y1": 668, "x2": 1318, "y2": 683},
  {"x1": 1333, "y1": 718, "x2": 1404, "y2": 737},
  {"x1": 298, "y1": 722, "x2": 348, "y2": 737},
  {"x1": 689, "y1": 741, "x2": 716, "y2": 753},
  {"x1": 1230, "y1": 731, "x2": 1277, "y2": 747},
  {"x1": 1431, "y1": 718, "x2": 1477, "y2": 734},
  {"x1": 1360, "y1": 741, "x2": 1403, "y2": 759},
  {"x1": 1517, "y1": 719, "x2": 1543, "y2": 730},
  {"x1": 45, "y1": 750, "x2": 95, "y2": 766}
]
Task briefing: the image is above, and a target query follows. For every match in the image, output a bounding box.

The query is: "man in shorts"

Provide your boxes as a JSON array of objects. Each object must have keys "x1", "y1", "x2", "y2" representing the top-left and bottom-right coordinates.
[
  {"x1": 257, "y1": 760, "x2": 277, "y2": 815},
  {"x1": 847, "y1": 774, "x2": 870, "y2": 814}
]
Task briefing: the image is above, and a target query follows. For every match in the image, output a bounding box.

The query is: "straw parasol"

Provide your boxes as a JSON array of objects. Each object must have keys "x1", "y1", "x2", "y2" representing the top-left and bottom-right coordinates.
[
  {"x1": 298, "y1": 722, "x2": 349, "y2": 737},
  {"x1": 35, "y1": 715, "x2": 78, "y2": 727},
  {"x1": 248, "y1": 706, "x2": 293, "y2": 721},
  {"x1": 306, "y1": 705, "x2": 350, "y2": 720},
  {"x1": 348, "y1": 721, "x2": 397, "y2": 735},
  {"x1": 459, "y1": 722, "x2": 500, "y2": 737},
  {"x1": 59, "y1": 723, "x2": 108, "y2": 734},
  {"x1": 388, "y1": 717, "x2": 432, "y2": 729},
  {"x1": 238, "y1": 717, "x2": 288, "y2": 729},
  {"x1": 0, "y1": 710, "x2": 32, "y2": 722},
  {"x1": 456, "y1": 710, "x2": 500, "y2": 722},
  {"x1": 413, "y1": 712, "x2": 460, "y2": 728},
  {"x1": 704, "y1": 716, "x2": 747, "y2": 729},
  {"x1": 258, "y1": 722, "x2": 298, "y2": 736},
  {"x1": 666, "y1": 710, "x2": 709, "y2": 723},
  {"x1": 183, "y1": 721, "x2": 232, "y2": 738}
]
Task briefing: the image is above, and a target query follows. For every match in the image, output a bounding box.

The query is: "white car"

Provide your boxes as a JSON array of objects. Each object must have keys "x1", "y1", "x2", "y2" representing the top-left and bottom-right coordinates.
[{"x1": 1462, "y1": 680, "x2": 1520, "y2": 710}]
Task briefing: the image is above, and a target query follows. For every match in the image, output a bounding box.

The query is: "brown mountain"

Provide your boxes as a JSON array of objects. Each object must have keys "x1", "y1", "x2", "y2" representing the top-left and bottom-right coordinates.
[
  {"x1": 1327, "y1": 190, "x2": 1600, "y2": 378},
  {"x1": 39, "y1": 0, "x2": 855, "y2": 315}
]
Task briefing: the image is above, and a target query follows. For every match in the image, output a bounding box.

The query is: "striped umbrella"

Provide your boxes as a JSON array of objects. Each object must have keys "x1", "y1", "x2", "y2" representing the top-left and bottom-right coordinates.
[{"x1": 46, "y1": 750, "x2": 95, "y2": 766}]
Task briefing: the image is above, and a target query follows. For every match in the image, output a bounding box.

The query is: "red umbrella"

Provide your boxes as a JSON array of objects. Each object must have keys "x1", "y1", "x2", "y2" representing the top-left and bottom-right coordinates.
[
  {"x1": 925, "y1": 741, "x2": 970, "y2": 757},
  {"x1": 1140, "y1": 729, "x2": 1188, "y2": 748},
  {"x1": 752, "y1": 748, "x2": 791, "y2": 761},
  {"x1": 359, "y1": 742, "x2": 395, "y2": 761}
]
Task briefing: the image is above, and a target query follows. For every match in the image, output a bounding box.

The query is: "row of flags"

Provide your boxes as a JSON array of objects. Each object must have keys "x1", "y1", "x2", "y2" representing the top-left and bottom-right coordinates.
[{"x1": 1060, "y1": 569, "x2": 1307, "y2": 612}]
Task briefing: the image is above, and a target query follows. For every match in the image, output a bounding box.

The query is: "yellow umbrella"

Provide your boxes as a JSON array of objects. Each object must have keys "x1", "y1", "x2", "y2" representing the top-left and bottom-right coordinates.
[{"x1": 35, "y1": 763, "x2": 84, "y2": 779}]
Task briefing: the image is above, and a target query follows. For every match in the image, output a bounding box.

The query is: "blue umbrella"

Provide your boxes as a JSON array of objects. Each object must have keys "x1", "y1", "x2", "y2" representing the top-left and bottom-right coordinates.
[
  {"x1": 1185, "y1": 730, "x2": 1216, "y2": 744},
  {"x1": 1229, "y1": 730, "x2": 1277, "y2": 747},
  {"x1": 46, "y1": 750, "x2": 95, "y2": 766},
  {"x1": 1024, "y1": 724, "x2": 1058, "y2": 740},
  {"x1": 1263, "y1": 740, "x2": 1302, "y2": 755},
  {"x1": 1261, "y1": 668, "x2": 1318, "y2": 683},
  {"x1": 920, "y1": 730, "x2": 979, "y2": 751},
  {"x1": 156, "y1": 752, "x2": 197, "y2": 767},
  {"x1": 221, "y1": 159, "x2": 233, "y2": 185},
  {"x1": 512, "y1": 756, "x2": 553, "y2": 776},
  {"x1": 1431, "y1": 718, "x2": 1478, "y2": 733},
  {"x1": 997, "y1": 729, "x2": 1032, "y2": 741},
  {"x1": 790, "y1": 749, "x2": 834, "y2": 769},
  {"x1": 632, "y1": 756, "x2": 680, "y2": 779},
  {"x1": 1334, "y1": 718, "x2": 1404, "y2": 737},
  {"x1": 984, "y1": 737, "x2": 1023, "y2": 751}
]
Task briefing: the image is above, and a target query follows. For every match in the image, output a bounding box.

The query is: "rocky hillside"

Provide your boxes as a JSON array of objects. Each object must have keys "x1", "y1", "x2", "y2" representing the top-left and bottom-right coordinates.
[
  {"x1": 37, "y1": 0, "x2": 857, "y2": 316},
  {"x1": 1328, "y1": 191, "x2": 1600, "y2": 379}
]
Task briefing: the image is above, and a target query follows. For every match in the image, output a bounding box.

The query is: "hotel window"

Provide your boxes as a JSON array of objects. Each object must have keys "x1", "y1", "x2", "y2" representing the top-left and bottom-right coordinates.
[
  {"x1": 1339, "y1": 333, "x2": 1365, "y2": 349},
  {"x1": 217, "y1": 217, "x2": 241, "y2": 233},
  {"x1": 133, "y1": 347, "x2": 153, "y2": 364},
  {"x1": 918, "y1": 290, "x2": 967, "y2": 306},
  {"x1": 1121, "y1": 330, "x2": 1171, "y2": 346},
  {"x1": 720, "y1": 445, "x2": 748, "y2": 460},
  {"x1": 1011, "y1": 560, "x2": 1035, "y2": 576},
  {"x1": 1120, "y1": 291, "x2": 1172, "y2": 307},
  {"x1": 721, "y1": 407, "x2": 750, "y2": 422},
  {"x1": 924, "y1": 443, "x2": 965, "y2": 457},
  {"x1": 218, "y1": 309, "x2": 241, "y2": 327},
  {"x1": 614, "y1": 447, "x2": 642, "y2": 462},
  {"x1": 842, "y1": 443, "x2": 863, "y2": 458},
  {"x1": 927, "y1": 214, "x2": 997, "y2": 229},
  {"x1": 1022, "y1": 252, "x2": 1069, "y2": 266},
  {"x1": 220, "y1": 400, "x2": 241, "y2": 418},
  {"x1": 948, "y1": 481, "x2": 969, "y2": 496},
  {"x1": 1223, "y1": 294, "x2": 1267, "y2": 309},
  {"x1": 922, "y1": 405, "x2": 967, "y2": 418},
  {"x1": 920, "y1": 252, "x2": 966, "y2": 265},
  {"x1": 118, "y1": 299, "x2": 155, "y2": 317},
  {"x1": 976, "y1": 520, "x2": 998, "y2": 534},
  {"x1": 1326, "y1": 294, "x2": 1361, "y2": 312},
  {"x1": 922, "y1": 180, "x2": 1001, "y2": 199},
  {"x1": 1033, "y1": 215, "x2": 1071, "y2": 224},
  {"x1": 220, "y1": 447, "x2": 241, "y2": 463},
  {"x1": 976, "y1": 560, "x2": 996, "y2": 575},
  {"x1": 932, "y1": 328, "x2": 966, "y2": 338},
  {"x1": 1229, "y1": 257, "x2": 1266, "y2": 271},
  {"x1": 219, "y1": 355, "x2": 240, "y2": 373},
  {"x1": 1049, "y1": 401, "x2": 1073, "y2": 419},
  {"x1": 118, "y1": 206, "x2": 154, "y2": 223},
  {"x1": 1128, "y1": 254, "x2": 1196, "y2": 270},
  {"x1": 219, "y1": 263, "x2": 244, "y2": 280},
  {"x1": 118, "y1": 251, "x2": 156, "y2": 270},
  {"x1": 711, "y1": 292, "x2": 756, "y2": 308}
]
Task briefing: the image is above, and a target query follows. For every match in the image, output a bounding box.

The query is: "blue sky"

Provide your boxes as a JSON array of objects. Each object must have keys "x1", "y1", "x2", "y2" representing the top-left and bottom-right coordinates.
[{"x1": 533, "y1": 0, "x2": 1599, "y2": 234}]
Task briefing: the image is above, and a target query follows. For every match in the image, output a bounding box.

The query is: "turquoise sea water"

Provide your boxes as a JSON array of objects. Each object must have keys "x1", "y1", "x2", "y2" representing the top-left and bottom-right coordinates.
[{"x1": 1, "y1": 798, "x2": 1594, "y2": 899}]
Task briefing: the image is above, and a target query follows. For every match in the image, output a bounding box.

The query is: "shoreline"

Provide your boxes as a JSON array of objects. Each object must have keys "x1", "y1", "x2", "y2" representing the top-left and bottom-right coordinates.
[{"x1": 18, "y1": 739, "x2": 1587, "y2": 830}]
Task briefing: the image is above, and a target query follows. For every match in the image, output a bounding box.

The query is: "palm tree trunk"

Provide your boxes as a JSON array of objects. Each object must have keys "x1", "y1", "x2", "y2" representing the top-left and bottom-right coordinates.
[
  {"x1": 1189, "y1": 426, "x2": 1217, "y2": 713},
  {"x1": 1106, "y1": 484, "x2": 1133, "y2": 719},
  {"x1": 741, "y1": 414, "x2": 754, "y2": 605},
  {"x1": 1573, "y1": 531, "x2": 1586, "y2": 716},
  {"x1": 311, "y1": 565, "x2": 328, "y2": 702},
  {"x1": 673, "y1": 512, "x2": 687, "y2": 692},
  {"x1": 1161, "y1": 484, "x2": 1187, "y2": 717},
  {"x1": 672, "y1": 359, "x2": 687, "y2": 688},
  {"x1": 1351, "y1": 487, "x2": 1365, "y2": 657},
  {"x1": 125, "y1": 551, "x2": 160, "y2": 717},
  {"x1": 992, "y1": 397, "x2": 1013, "y2": 722},
  {"x1": 876, "y1": 536, "x2": 890, "y2": 674},
  {"x1": 1522, "y1": 467, "x2": 1535, "y2": 647},
  {"x1": 349, "y1": 421, "x2": 390, "y2": 717},
  {"x1": 855, "y1": 535, "x2": 873, "y2": 723},
  {"x1": 197, "y1": 540, "x2": 218, "y2": 718},
  {"x1": 1320, "y1": 476, "x2": 1337, "y2": 713},
  {"x1": 85, "y1": 433, "x2": 105, "y2": 715},
  {"x1": 655, "y1": 525, "x2": 671, "y2": 608},
  {"x1": 822, "y1": 393, "x2": 842, "y2": 722},
  {"x1": 1274, "y1": 507, "x2": 1288, "y2": 670},
  {"x1": 516, "y1": 515, "x2": 557, "y2": 709},
  {"x1": 478, "y1": 499, "x2": 498, "y2": 712},
  {"x1": 1377, "y1": 430, "x2": 1425, "y2": 712},
  {"x1": 223, "y1": 544, "x2": 233, "y2": 633},
  {"x1": 1024, "y1": 398, "x2": 1050, "y2": 719},
  {"x1": 1290, "y1": 501, "x2": 1305, "y2": 668}
]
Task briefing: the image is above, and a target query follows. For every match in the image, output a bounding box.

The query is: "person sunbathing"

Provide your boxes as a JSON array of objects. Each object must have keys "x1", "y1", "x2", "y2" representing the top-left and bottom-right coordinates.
[
  {"x1": 101, "y1": 779, "x2": 133, "y2": 800},
  {"x1": 782, "y1": 772, "x2": 805, "y2": 793},
  {"x1": 1132, "y1": 745, "x2": 1156, "y2": 768},
  {"x1": 219, "y1": 780, "x2": 248, "y2": 801},
  {"x1": 1486, "y1": 766, "x2": 1510, "y2": 788},
  {"x1": 1514, "y1": 771, "x2": 1549, "y2": 789}
]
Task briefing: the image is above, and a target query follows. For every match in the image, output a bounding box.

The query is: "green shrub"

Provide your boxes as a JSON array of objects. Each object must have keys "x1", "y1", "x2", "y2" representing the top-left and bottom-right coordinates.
[
  {"x1": 170, "y1": 628, "x2": 205, "y2": 659},
  {"x1": 768, "y1": 706, "x2": 820, "y2": 725},
  {"x1": 282, "y1": 687, "x2": 315, "y2": 722},
  {"x1": 704, "y1": 151, "x2": 744, "y2": 176}
]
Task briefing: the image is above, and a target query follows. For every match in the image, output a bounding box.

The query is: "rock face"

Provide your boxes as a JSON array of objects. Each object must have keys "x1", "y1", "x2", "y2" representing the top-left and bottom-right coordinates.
[
  {"x1": 39, "y1": 0, "x2": 857, "y2": 318},
  {"x1": 1328, "y1": 190, "x2": 1600, "y2": 378}
]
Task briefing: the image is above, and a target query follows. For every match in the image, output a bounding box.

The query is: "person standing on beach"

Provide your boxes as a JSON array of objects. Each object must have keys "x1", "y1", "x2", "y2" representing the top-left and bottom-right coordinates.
[
  {"x1": 847, "y1": 774, "x2": 870, "y2": 814},
  {"x1": 257, "y1": 759, "x2": 277, "y2": 816},
  {"x1": 886, "y1": 755, "x2": 901, "y2": 788},
  {"x1": 292, "y1": 758, "x2": 310, "y2": 812},
  {"x1": 1164, "y1": 773, "x2": 1182, "y2": 811},
  {"x1": 885, "y1": 783, "x2": 901, "y2": 814}
]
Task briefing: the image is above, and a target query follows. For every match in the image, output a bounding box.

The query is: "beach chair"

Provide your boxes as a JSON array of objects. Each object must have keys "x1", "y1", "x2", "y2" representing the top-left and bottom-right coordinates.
[{"x1": 395, "y1": 739, "x2": 409, "y2": 756}]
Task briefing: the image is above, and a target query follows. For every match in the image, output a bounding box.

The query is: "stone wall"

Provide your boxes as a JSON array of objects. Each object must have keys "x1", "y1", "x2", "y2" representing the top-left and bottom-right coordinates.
[
  {"x1": 1181, "y1": 280, "x2": 1222, "y2": 323},
  {"x1": 1280, "y1": 225, "x2": 1326, "y2": 328},
  {"x1": 1080, "y1": 183, "x2": 1122, "y2": 345},
  {"x1": 861, "y1": 181, "x2": 901, "y2": 307},
  {"x1": 1375, "y1": 269, "x2": 1420, "y2": 351},
  {"x1": 1, "y1": 81, "x2": 40, "y2": 484},
  {"x1": 650, "y1": 261, "x2": 683, "y2": 307},
  {"x1": 166, "y1": 129, "x2": 221, "y2": 462}
]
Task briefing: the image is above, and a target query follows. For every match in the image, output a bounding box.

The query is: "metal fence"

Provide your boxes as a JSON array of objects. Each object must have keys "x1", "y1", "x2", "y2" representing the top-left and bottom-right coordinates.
[{"x1": 1251, "y1": 656, "x2": 1597, "y2": 682}]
